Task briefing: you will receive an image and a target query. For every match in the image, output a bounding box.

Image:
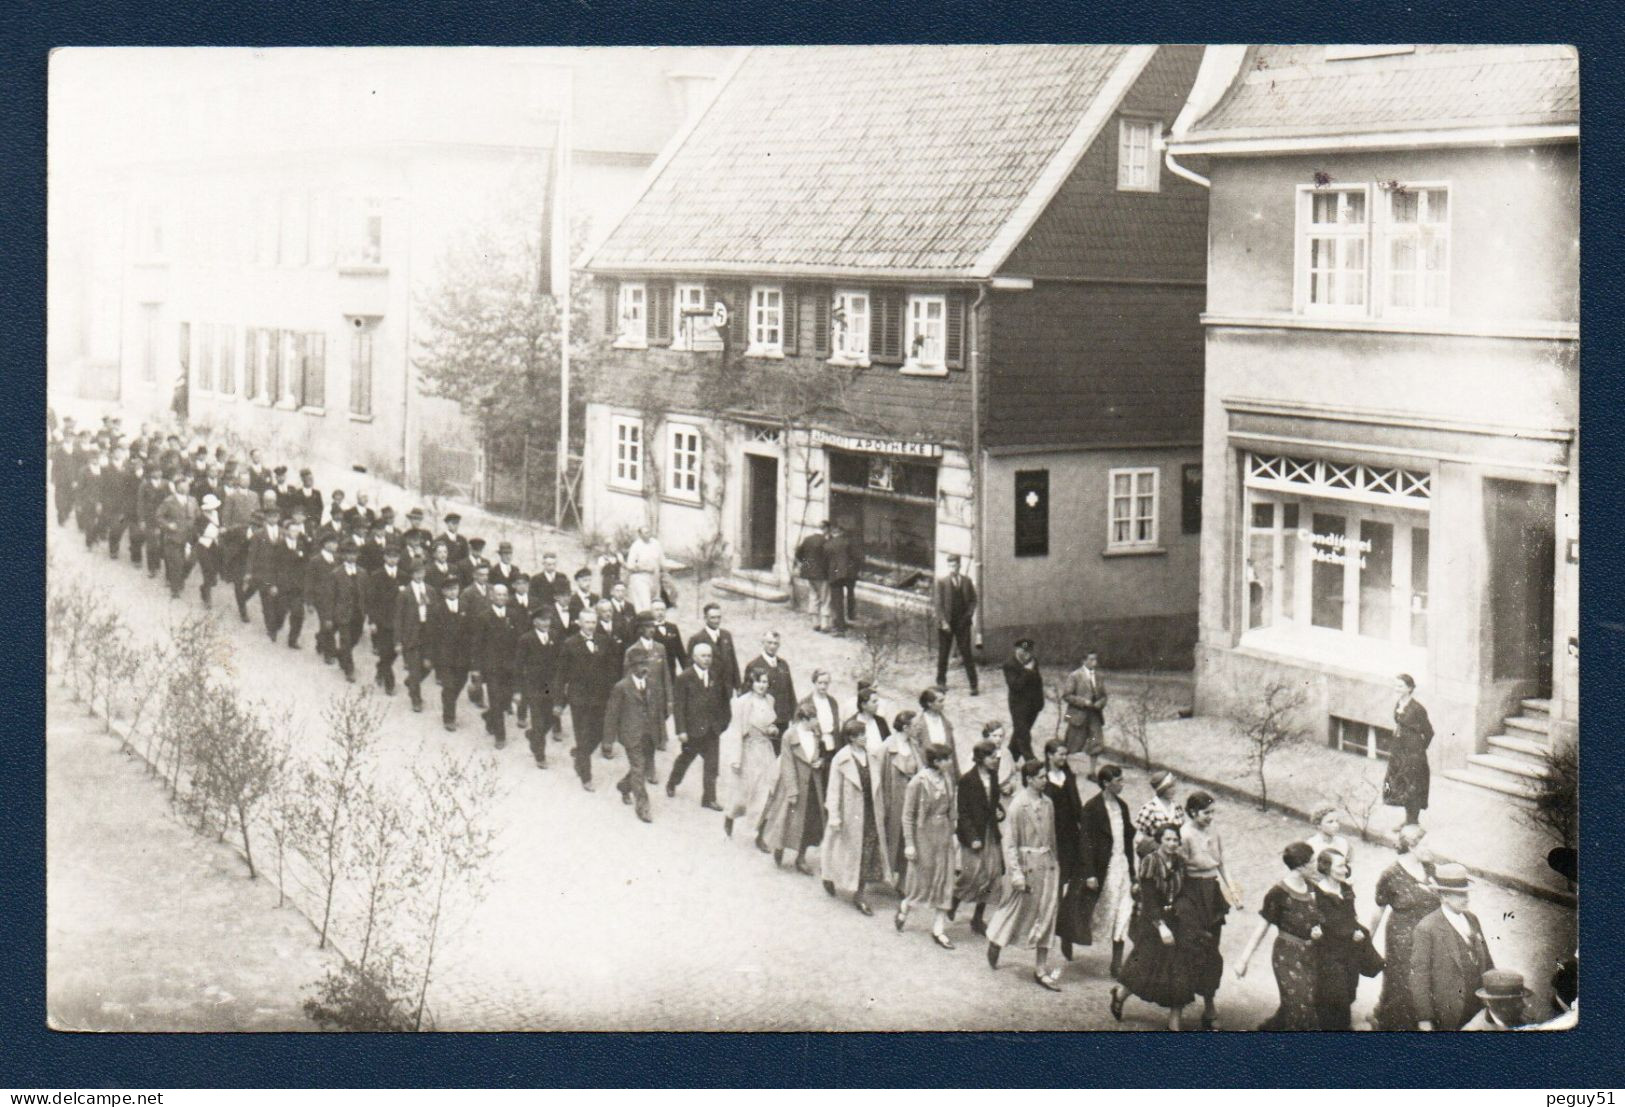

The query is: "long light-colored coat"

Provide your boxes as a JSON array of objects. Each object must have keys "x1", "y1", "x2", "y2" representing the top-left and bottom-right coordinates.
[
  {"x1": 902, "y1": 768, "x2": 958, "y2": 912},
  {"x1": 760, "y1": 721, "x2": 825, "y2": 852},
  {"x1": 820, "y1": 744, "x2": 893, "y2": 895}
]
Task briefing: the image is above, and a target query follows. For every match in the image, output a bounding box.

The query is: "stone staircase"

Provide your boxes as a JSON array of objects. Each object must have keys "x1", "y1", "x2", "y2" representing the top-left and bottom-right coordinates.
[
  {"x1": 711, "y1": 570, "x2": 791, "y2": 604},
  {"x1": 1442, "y1": 697, "x2": 1553, "y2": 804}
]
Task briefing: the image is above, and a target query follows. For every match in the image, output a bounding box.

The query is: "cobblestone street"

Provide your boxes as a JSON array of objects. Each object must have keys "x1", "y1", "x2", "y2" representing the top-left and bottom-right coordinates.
[{"x1": 46, "y1": 512, "x2": 1574, "y2": 1031}]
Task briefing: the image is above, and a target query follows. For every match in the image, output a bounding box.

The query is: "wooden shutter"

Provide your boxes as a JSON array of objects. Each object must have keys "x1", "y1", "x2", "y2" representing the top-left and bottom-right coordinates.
[
  {"x1": 307, "y1": 333, "x2": 326, "y2": 409},
  {"x1": 601, "y1": 280, "x2": 619, "y2": 338},
  {"x1": 243, "y1": 328, "x2": 258, "y2": 399},
  {"x1": 872, "y1": 290, "x2": 903, "y2": 363},
  {"x1": 728, "y1": 285, "x2": 748, "y2": 349},
  {"x1": 782, "y1": 286, "x2": 798, "y2": 353},
  {"x1": 651, "y1": 283, "x2": 674, "y2": 346},
  {"x1": 945, "y1": 292, "x2": 965, "y2": 369},
  {"x1": 812, "y1": 287, "x2": 831, "y2": 357}
]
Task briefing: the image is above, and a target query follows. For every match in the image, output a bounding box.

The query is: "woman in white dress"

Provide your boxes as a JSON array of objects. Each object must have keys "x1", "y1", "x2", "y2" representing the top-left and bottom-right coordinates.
[
  {"x1": 1077, "y1": 763, "x2": 1138, "y2": 979},
  {"x1": 623, "y1": 525, "x2": 664, "y2": 613},
  {"x1": 724, "y1": 665, "x2": 781, "y2": 847}
]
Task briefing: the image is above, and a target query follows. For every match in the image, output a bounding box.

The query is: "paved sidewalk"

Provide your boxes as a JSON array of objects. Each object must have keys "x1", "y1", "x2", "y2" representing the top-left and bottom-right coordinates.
[{"x1": 46, "y1": 696, "x2": 335, "y2": 1031}]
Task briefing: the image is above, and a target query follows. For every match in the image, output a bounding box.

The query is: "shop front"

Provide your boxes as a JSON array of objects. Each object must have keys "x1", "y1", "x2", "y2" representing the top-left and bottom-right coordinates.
[{"x1": 825, "y1": 444, "x2": 940, "y2": 599}]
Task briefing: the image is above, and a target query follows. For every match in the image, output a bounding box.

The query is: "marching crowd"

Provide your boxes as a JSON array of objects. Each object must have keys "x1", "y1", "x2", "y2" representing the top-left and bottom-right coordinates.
[{"x1": 49, "y1": 409, "x2": 1572, "y2": 1031}]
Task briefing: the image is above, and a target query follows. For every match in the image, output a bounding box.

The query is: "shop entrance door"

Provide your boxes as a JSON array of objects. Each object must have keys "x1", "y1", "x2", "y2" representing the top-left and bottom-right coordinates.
[
  {"x1": 743, "y1": 454, "x2": 778, "y2": 571},
  {"x1": 1486, "y1": 479, "x2": 1556, "y2": 696}
]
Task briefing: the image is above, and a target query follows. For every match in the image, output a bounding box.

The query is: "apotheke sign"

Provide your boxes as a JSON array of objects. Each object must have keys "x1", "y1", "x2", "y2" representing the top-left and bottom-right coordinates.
[{"x1": 810, "y1": 428, "x2": 942, "y2": 459}]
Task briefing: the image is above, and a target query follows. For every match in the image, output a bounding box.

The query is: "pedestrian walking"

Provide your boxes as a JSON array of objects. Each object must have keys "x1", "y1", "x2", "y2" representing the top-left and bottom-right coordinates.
[
  {"x1": 895, "y1": 742, "x2": 959, "y2": 949},
  {"x1": 155, "y1": 472, "x2": 196, "y2": 598},
  {"x1": 328, "y1": 540, "x2": 368, "y2": 682},
  {"x1": 1178, "y1": 792, "x2": 1239, "y2": 1029},
  {"x1": 1112, "y1": 823, "x2": 1196, "y2": 1028},
  {"x1": 603, "y1": 653, "x2": 660, "y2": 822},
  {"x1": 1041, "y1": 739, "x2": 1090, "y2": 964},
  {"x1": 193, "y1": 493, "x2": 223, "y2": 606},
  {"x1": 271, "y1": 518, "x2": 308, "y2": 649},
  {"x1": 306, "y1": 533, "x2": 341, "y2": 663},
  {"x1": 666, "y1": 639, "x2": 732, "y2": 811},
  {"x1": 950, "y1": 739, "x2": 1005, "y2": 938},
  {"x1": 368, "y1": 545, "x2": 404, "y2": 694},
  {"x1": 724, "y1": 666, "x2": 782, "y2": 847},
  {"x1": 878, "y1": 706, "x2": 925, "y2": 893},
  {"x1": 1076, "y1": 763, "x2": 1137, "y2": 979},
  {"x1": 515, "y1": 608, "x2": 562, "y2": 768},
  {"x1": 624, "y1": 617, "x2": 671, "y2": 767},
  {"x1": 795, "y1": 522, "x2": 831, "y2": 631},
  {"x1": 530, "y1": 551, "x2": 568, "y2": 610},
  {"x1": 1134, "y1": 770, "x2": 1185, "y2": 852},
  {"x1": 985, "y1": 759, "x2": 1062, "y2": 990},
  {"x1": 428, "y1": 579, "x2": 472, "y2": 731},
  {"x1": 647, "y1": 597, "x2": 687, "y2": 680},
  {"x1": 1461, "y1": 970, "x2": 1536, "y2": 1031},
  {"x1": 843, "y1": 685, "x2": 891, "y2": 799},
  {"x1": 820, "y1": 717, "x2": 891, "y2": 917},
  {"x1": 560, "y1": 610, "x2": 618, "y2": 791},
  {"x1": 908, "y1": 685, "x2": 960, "y2": 780},
  {"x1": 1367, "y1": 823, "x2": 1439, "y2": 1030},
  {"x1": 760, "y1": 702, "x2": 825, "y2": 873},
  {"x1": 623, "y1": 525, "x2": 664, "y2": 613},
  {"x1": 1060, "y1": 652, "x2": 1108, "y2": 775},
  {"x1": 1385, "y1": 674, "x2": 1434, "y2": 827},
  {"x1": 1306, "y1": 806, "x2": 1356, "y2": 869},
  {"x1": 933, "y1": 554, "x2": 979, "y2": 694},
  {"x1": 1001, "y1": 638, "x2": 1044, "y2": 763},
  {"x1": 688, "y1": 603, "x2": 741, "y2": 693},
  {"x1": 1235, "y1": 841, "x2": 1324, "y2": 1031},
  {"x1": 474, "y1": 583, "x2": 519, "y2": 747},
  {"x1": 395, "y1": 559, "x2": 434, "y2": 713},
  {"x1": 1408, "y1": 863, "x2": 1495, "y2": 1031},
  {"x1": 137, "y1": 466, "x2": 167, "y2": 579},
  {"x1": 1310, "y1": 848, "x2": 1373, "y2": 1031}
]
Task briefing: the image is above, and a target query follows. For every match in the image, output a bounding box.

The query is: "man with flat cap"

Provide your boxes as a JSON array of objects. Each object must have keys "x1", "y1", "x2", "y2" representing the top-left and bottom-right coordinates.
[
  {"x1": 437, "y1": 512, "x2": 470, "y2": 567},
  {"x1": 327, "y1": 539, "x2": 368, "y2": 682}
]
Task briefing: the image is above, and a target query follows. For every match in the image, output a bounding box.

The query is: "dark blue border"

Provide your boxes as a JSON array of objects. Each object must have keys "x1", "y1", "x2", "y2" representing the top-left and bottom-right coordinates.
[{"x1": 5, "y1": 0, "x2": 1621, "y2": 1088}]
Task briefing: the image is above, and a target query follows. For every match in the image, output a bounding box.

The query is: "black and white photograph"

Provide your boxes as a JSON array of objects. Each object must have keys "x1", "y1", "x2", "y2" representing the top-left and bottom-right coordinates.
[{"x1": 44, "y1": 43, "x2": 1579, "y2": 1033}]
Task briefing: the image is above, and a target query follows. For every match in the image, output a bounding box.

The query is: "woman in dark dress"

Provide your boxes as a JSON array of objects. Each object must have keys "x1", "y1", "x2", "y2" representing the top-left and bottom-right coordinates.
[
  {"x1": 1384, "y1": 673, "x2": 1434, "y2": 827},
  {"x1": 1176, "y1": 791, "x2": 1235, "y2": 1029},
  {"x1": 1310, "y1": 848, "x2": 1370, "y2": 1031},
  {"x1": 1040, "y1": 739, "x2": 1089, "y2": 962},
  {"x1": 1076, "y1": 763, "x2": 1137, "y2": 979},
  {"x1": 1111, "y1": 823, "x2": 1195, "y2": 1030},
  {"x1": 1236, "y1": 841, "x2": 1324, "y2": 1030},
  {"x1": 1368, "y1": 823, "x2": 1439, "y2": 1030}
]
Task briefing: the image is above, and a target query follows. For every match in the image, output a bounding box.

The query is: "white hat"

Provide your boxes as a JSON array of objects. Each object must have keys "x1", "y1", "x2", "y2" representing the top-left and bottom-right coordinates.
[{"x1": 201, "y1": 493, "x2": 221, "y2": 510}]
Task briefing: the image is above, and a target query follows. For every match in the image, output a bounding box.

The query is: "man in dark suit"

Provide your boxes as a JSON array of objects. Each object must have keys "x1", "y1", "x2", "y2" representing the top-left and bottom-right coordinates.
[
  {"x1": 742, "y1": 630, "x2": 796, "y2": 752},
  {"x1": 402, "y1": 507, "x2": 433, "y2": 553},
  {"x1": 472, "y1": 583, "x2": 519, "y2": 748},
  {"x1": 1002, "y1": 638, "x2": 1046, "y2": 763},
  {"x1": 455, "y1": 536, "x2": 491, "y2": 588},
  {"x1": 560, "y1": 610, "x2": 619, "y2": 791},
  {"x1": 460, "y1": 561, "x2": 494, "y2": 618},
  {"x1": 566, "y1": 567, "x2": 599, "y2": 625},
  {"x1": 952, "y1": 739, "x2": 1007, "y2": 937},
  {"x1": 368, "y1": 544, "x2": 405, "y2": 694},
  {"x1": 648, "y1": 597, "x2": 687, "y2": 680},
  {"x1": 136, "y1": 465, "x2": 167, "y2": 578},
  {"x1": 295, "y1": 467, "x2": 324, "y2": 527},
  {"x1": 594, "y1": 598, "x2": 628, "y2": 661},
  {"x1": 1409, "y1": 864, "x2": 1496, "y2": 1031},
  {"x1": 394, "y1": 558, "x2": 433, "y2": 712},
  {"x1": 154, "y1": 471, "x2": 196, "y2": 599},
  {"x1": 221, "y1": 469, "x2": 262, "y2": 622},
  {"x1": 51, "y1": 430, "x2": 78, "y2": 526},
  {"x1": 427, "y1": 579, "x2": 472, "y2": 731},
  {"x1": 933, "y1": 553, "x2": 979, "y2": 694},
  {"x1": 825, "y1": 521, "x2": 859, "y2": 634},
  {"x1": 246, "y1": 449, "x2": 274, "y2": 495},
  {"x1": 424, "y1": 540, "x2": 456, "y2": 593},
  {"x1": 436, "y1": 512, "x2": 470, "y2": 567},
  {"x1": 327, "y1": 540, "x2": 368, "y2": 683},
  {"x1": 688, "y1": 602, "x2": 741, "y2": 693},
  {"x1": 604, "y1": 652, "x2": 661, "y2": 822},
  {"x1": 624, "y1": 616, "x2": 672, "y2": 764},
  {"x1": 271, "y1": 518, "x2": 309, "y2": 648},
  {"x1": 358, "y1": 519, "x2": 390, "y2": 575},
  {"x1": 666, "y1": 639, "x2": 732, "y2": 811},
  {"x1": 101, "y1": 446, "x2": 137, "y2": 560},
  {"x1": 530, "y1": 551, "x2": 568, "y2": 609},
  {"x1": 489, "y1": 540, "x2": 524, "y2": 590},
  {"x1": 306, "y1": 532, "x2": 341, "y2": 663},
  {"x1": 607, "y1": 581, "x2": 637, "y2": 643},
  {"x1": 516, "y1": 608, "x2": 562, "y2": 768},
  {"x1": 545, "y1": 585, "x2": 576, "y2": 641},
  {"x1": 795, "y1": 522, "x2": 831, "y2": 631}
]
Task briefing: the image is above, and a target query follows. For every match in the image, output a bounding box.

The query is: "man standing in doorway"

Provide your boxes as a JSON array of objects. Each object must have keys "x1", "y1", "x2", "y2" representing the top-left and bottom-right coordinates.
[{"x1": 934, "y1": 553, "x2": 979, "y2": 695}]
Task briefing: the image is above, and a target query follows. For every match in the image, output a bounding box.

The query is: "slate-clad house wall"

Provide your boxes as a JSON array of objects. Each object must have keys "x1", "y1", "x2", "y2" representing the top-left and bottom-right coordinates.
[{"x1": 584, "y1": 44, "x2": 1209, "y2": 668}]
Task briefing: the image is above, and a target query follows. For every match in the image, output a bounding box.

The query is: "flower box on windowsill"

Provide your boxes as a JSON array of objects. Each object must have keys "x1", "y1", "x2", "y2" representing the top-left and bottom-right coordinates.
[
  {"x1": 744, "y1": 344, "x2": 785, "y2": 360},
  {"x1": 611, "y1": 337, "x2": 648, "y2": 351},
  {"x1": 900, "y1": 359, "x2": 948, "y2": 377},
  {"x1": 348, "y1": 412, "x2": 375, "y2": 424},
  {"x1": 1102, "y1": 544, "x2": 1167, "y2": 559},
  {"x1": 826, "y1": 354, "x2": 872, "y2": 370}
]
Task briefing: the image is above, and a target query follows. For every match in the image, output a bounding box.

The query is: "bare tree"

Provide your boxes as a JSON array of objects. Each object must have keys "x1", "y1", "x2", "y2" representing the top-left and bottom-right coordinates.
[
  {"x1": 95, "y1": 629, "x2": 145, "y2": 745},
  {"x1": 679, "y1": 533, "x2": 732, "y2": 618},
  {"x1": 345, "y1": 778, "x2": 418, "y2": 972},
  {"x1": 1229, "y1": 678, "x2": 1312, "y2": 811},
  {"x1": 405, "y1": 748, "x2": 503, "y2": 1031},
  {"x1": 194, "y1": 690, "x2": 290, "y2": 879},
  {"x1": 1110, "y1": 681, "x2": 1181, "y2": 771},
  {"x1": 81, "y1": 610, "x2": 126, "y2": 722},
  {"x1": 294, "y1": 687, "x2": 387, "y2": 949},
  {"x1": 1328, "y1": 767, "x2": 1384, "y2": 844}
]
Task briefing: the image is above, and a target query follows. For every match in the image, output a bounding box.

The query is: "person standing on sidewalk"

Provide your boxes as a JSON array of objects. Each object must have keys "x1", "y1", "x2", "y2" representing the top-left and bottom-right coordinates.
[
  {"x1": 1001, "y1": 638, "x2": 1045, "y2": 764},
  {"x1": 561, "y1": 610, "x2": 618, "y2": 791},
  {"x1": 825, "y1": 521, "x2": 858, "y2": 634},
  {"x1": 1385, "y1": 673, "x2": 1434, "y2": 828},
  {"x1": 1060, "y1": 652, "x2": 1108, "y2": 776},
  {"x1": 667, "y1": 640, "x2": 732, "y2": 811},
  {"x1": 933, "y1": 554, "x2": 978, "y2": 695},
  {"x1": 795, "y1": 522, "x2": 831, "y2": 632},
  {"x1": 603, "y1": 653, "x2": 660, "y2": 822},
  {"x1": 624, "y1": 525, "x2": 664, "y2": 614},
  {"x1": 515, "y1": 608, "x2": 562, "y2": 768},
  {"x1": 395, "y1": 557, "x2": 434, "y2": 713}
]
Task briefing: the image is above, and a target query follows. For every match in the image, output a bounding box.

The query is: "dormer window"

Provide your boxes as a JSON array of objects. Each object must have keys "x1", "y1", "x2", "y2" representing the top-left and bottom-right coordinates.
[{"x1": 1117, "y1": 118, "x2": 1161, "y2": 192}]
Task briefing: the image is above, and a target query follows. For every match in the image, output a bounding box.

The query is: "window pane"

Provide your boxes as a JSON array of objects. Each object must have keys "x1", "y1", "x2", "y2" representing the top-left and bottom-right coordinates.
[
  {"x1": 1424, "y1": 189, "x2": 1447, "y2": 222},
  {"x1": 1390, "y1": 189, "x2": 1419, "y2": 223},
  {"x1": 1310, "y1": 512, "x2": 1347, "y2": 630},
  {"x1": 1358, "y1": 519, "x2": 1394, "y2": 640},
  {"x1": 1251, "y1": 502, "x2": 1274, "y2": 528},
  {"x1": 1344, "y1": 191, "x2": 1366, "y2": 223}
]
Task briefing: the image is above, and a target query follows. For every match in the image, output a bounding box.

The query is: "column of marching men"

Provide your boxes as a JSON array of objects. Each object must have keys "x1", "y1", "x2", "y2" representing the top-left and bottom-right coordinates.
[{"x1": 48, "y1": 410, "x2": 1564, "y2": 1031}]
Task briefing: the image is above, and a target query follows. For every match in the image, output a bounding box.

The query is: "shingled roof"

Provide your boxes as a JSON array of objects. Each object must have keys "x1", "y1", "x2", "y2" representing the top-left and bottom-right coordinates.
[
  {"x1": 1177, "y1": 44, "x2": 1577, "y2": 146},
  {"x1": 584, "y1": 45, "x2": 1155, "y2": 280}
]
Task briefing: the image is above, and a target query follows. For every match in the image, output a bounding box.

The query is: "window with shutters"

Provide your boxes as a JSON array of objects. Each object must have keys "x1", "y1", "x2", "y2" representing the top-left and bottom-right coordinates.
[
  {"x1": 665, "y1": 422, "x2": 702, "y2": 504},
  {"x1": 350, "y1": 324, "x2": 375, "y2": 418},
  {"x1": 650, "y1": 283, "x2": 675, "y2": 347},
  {"x1": 299, "y1": 332, "x2": 326, "y2": 412},
  {"x1": 672, "y1": 283, "x2": 720, "y2": 351},
  {"x1": 338, "y1": 196, "x2": 385, "y2": 266},
  {"x1": 1107, "y1": 467, "x2": 1160, "y2": 551},
  {"x1": 243, "y1": 326, "x2": 260, "y2": 399},
  {"x1": 265, "y1": 329, "x2": 282, "y2": 405},
  {"x1": 1117, "y1": 118, "x2": 1160, "y2": 192},
  {"x1": 748, "y1": 285, "x2": 784, "y2": 357},
  {"x1": 869, "y1": 290, "x2": 904, "y2": 363},
  {"x1": 276, "y1": 332, "x2": 299, "y2": 408},
  {"x1": 902, "y1": 294, "x2": 947, "y2": 375},
  {"x1": 614, "y1": 282, "x2": 647, "y2": 348},
  {"x1": 610, "y1": 415, "x2": 643, "y2": 492},
  {"x1": 831, "y1": 289, "x2": 870, "y2": 365},
  {"x1": 217, "y1": 325, "x2": 236, "y2": 397}
]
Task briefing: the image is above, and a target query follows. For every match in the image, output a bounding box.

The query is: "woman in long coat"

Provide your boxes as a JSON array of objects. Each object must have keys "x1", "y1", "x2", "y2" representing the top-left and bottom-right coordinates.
[
  {"x1": 760, "y1": 702, "x2": 825, "y2": 874},
  {"x1": 1384, "y1": 673, "x2": 1434, "y2": 827},
  {"x1": 1310, "y1": 848, "x2": 1370, "y2": 1031},
  {"x1": 906, "y1": 687, "x2": 960, "y2": 781},
  {"x1": 1111, "y1": 823, "x2": 1195, "y2": 1029},
  {"x1": 951, "y1": 737, "x2": 1006, "y2": 936},
  {"x1": 1367, "y1": 823, "x2": 1438, "y2": 1030},
  {"x1": 725, "y1": 666, "x2": 781, "y2": 847},
  {"x1": 1040, "y1": 739, "x2": 1090, "y2": 962},
  {"x1": 820, "y1": 717, "x2": 891, "y2": 915},
  {"x1": 1235, "y1": 841, "x2": 1325, "y2": 1030},
  {"x1": 1076, "y1": 763, "x2": 1138, "y2": 978},
  {"x1": 896, "y1": 742, "x2": 959, "y2": 949},
  {"x1": 986, "y1": 759, "x2": 1063, "y2": 990},
  {"x1": 878, "y1": 710, "x2": 925, "y2": 892}
]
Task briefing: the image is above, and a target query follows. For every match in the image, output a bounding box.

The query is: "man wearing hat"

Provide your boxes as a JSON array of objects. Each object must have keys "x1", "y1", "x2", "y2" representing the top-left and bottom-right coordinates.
[
  {"x1": 101, "y1": 444, "x2": 139, "y2": 561},
  {"x1": 1002, "y1": 638, "x2": 1045, "y2": 764},
  {"x1": 403, "y1": 507, "x2": 433, "y2": 553},
  {"x1": 560, "y1": 608, "x2": 620, "y2": 791},
  {"x1": 455, "y1": 536, "x2": 491, "y2": 589},
  {"x1": 275, "y1": 518, "x2": 310, "y2": 649},
  {"x1": 75, "y1": 447, "x2": 105, "y2": 548},
  {"x1": 307, "y1": 532, "x2": 342, "y2": 663},
  {"x1": 566, "y1": 566, "x2": 600, "y2": 625},
  {"x1": 368, "y1": 542, "x2": 405, "y2": 694},
  {"x1": 155, "y1": 472, "x2": 197, "y2": 599},
  {"x1": 223, "y1": 469, "x2": 263, "y2": 622},
  {"x1": 394, "y1": 557, "x2": 434, "y2": 712},
  {"x1": 604, "y1": 650, "x2": 660, "y2": 822},
  {"x1": 194, "y1": 492, "x2": 224, "y2": 606},
  {"x1": 359, "y1": 518, "x2": 390, "y2": 575},
  {"x1": 273, "y1": 466, "x2": 295, "y2": 512},
  {"x1": 1409, "y1": 863, "x2": 1496, "y2": 1030},
  {"x1": 1462, "y1": 970, "x2": 1534, "y2": 1031},
  {"x1": 327, "y1": 539, "x2": 368, "y2": 682},
  {"x1": 296, "y1": 468, "x2": 324, "y2": 525},
  {"x1": 134, "y1": 462, "x2": 166, "y2": 576},
  {"x1": 51, "y1": 422, "x2": 79, "y2": 526},
  {"x1": 625, "y1": 615, "x2": 672, "y2": 771},
  {"x1": 489, "y1": 540, "x2": 523, "y2": 590},
  {"x1": 427, "y1": 578, "x2": 473, "y2": 731},
  {"x1": 460, "y1": 560, "x2": 495, "y2": 619},
  {"x1": 517, "y1": 608, "x2": 562, "y2": 764},
  {"x1": 437, "y1": 512, "x2": 470, "y2": 567},
  {"x1": 246, "y1": 449, "x2": 274, "y2": 495}
]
